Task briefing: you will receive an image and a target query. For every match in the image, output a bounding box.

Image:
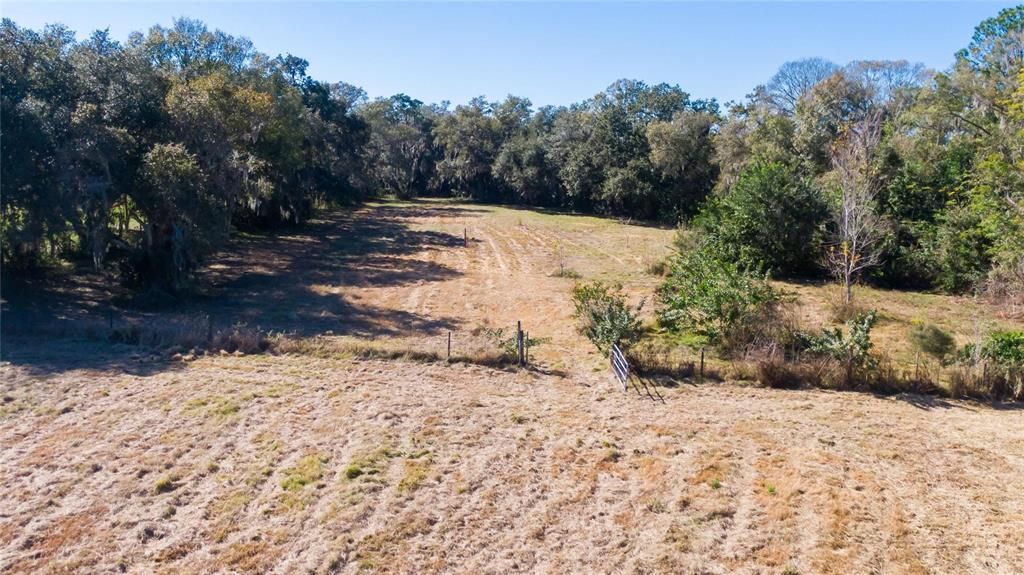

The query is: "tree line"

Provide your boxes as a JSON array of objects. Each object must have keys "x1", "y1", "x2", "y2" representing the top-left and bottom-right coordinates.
[{"x1": 2, "y1": 7, "x2": 1021, "y2": 299}]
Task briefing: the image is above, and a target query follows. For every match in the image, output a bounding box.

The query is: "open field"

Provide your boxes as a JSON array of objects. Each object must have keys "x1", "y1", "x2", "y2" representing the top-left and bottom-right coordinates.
[
  {"x1": 4, "y1": 199, "x2": 1017, "y2": 375},
  {"x1": 2, "y1": 341, "x2": 1023, "y2": 574},
  {"x1": 2, "y1": 200, "x2": 1023, "y2": 574}
]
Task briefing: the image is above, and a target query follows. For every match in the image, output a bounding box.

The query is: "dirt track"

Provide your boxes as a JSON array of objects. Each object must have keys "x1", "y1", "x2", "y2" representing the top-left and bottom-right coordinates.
[{"x1": 1, "y1": 342, "x2": 1022, "y2": 574}]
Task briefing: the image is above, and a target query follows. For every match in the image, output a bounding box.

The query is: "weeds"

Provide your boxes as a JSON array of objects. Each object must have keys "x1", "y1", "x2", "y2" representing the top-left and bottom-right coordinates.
[
  {"x1": 280, "y1": 454, "x2": 327, "y2": 491},
  {"x1": 154, "y1": 476, "x2": 177, "y2": 494},
  {"x1": 644, "y1": 257, "x2": 668, "y2": 276},
  {"x1": 626, "y1": 339, "x2": 696, "y2": 378},
  {"x1": 645, "y1": 499, "x2": 667, "y2": 513},
  {"x1": 825, "y1": 285, "x2": 868, "y2": 322},
  {"x1": 550, "y1": 267, "x2": 582, "y2": 279},
  {"x1": 397, "y1": 460, "x2": 431, "y2": 493},
  {"x1": 478, "y1": 327, "x2": 550, "y2": 362}
]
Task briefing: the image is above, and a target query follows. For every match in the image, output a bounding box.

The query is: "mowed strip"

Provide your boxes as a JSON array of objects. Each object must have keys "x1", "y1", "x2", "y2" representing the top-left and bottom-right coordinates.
[{"x1": 0, "y1": 343, "x2": 1021, "y2": 574}]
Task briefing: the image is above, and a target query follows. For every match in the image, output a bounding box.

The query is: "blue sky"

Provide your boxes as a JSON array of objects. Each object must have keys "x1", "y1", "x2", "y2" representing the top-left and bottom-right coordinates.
[{"x1": 3, "y1": 2, "x2": 1016, "y2": 107}]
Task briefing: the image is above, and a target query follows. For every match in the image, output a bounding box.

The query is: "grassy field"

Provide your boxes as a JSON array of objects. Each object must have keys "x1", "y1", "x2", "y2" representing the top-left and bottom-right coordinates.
[{"x1": 1, "y1": 199, "x2": 1022, "y2": 574}]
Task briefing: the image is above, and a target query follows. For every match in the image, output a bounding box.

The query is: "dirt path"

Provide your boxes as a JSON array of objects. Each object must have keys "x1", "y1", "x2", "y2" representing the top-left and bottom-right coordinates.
[{"x1": 1, "y1": 341, "x2": 1021, "y2": 574}]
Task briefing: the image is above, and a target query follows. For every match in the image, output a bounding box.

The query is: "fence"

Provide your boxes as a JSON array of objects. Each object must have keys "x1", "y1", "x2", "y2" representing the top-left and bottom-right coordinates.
[
  {"x1": 610, "y1": 342, "x2": 665, "y2": 403},
  {"x1": 610, "y1": 343, "x2": 630, "y2": 391}
]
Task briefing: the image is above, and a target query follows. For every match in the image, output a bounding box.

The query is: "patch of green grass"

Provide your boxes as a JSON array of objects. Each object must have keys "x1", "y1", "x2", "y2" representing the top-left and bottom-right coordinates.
[
  {"x1": 344, "y1": 445, "x2": 403, "y2": 483},
  {"x1": 710, "y1": 478, "x2": 722, "y2": 490},
  {"x1": 183, "y1": 395, "x2": 241, "y2": 419},
  {"x1": 766, "y1": 483, "x2": 777, "y2": 495},
  {"x1": 397, "y1": 460, "x2": 431, "y2": 493},
  {"x1": 154, "y1": 475, "x2": 177, "y2": 494},
  {"x1": 280, "y1": 453, "x2": 327, "y2": 491}
]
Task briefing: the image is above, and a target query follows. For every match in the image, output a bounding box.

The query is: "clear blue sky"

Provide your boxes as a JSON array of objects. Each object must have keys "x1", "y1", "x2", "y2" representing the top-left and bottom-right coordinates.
[{"x1": 3, "y1": 2, "x2": 1017, "y2": 106}]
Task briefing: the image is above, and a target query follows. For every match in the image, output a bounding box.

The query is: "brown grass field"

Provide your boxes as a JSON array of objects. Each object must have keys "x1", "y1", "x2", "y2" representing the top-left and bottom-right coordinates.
[{"x1": 2, "y1": 200, "x2": 1022, "y2": 574}]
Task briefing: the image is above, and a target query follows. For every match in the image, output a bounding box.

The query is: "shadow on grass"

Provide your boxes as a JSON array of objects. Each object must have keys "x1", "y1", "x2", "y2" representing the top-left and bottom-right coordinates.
[
  {"x1": 1, "y1": 200, "x2": 476, "y2": 375},
  {"x1": 0, "y1": 336, "x2": 183, "y2": 378},
  {"x1": 496, "y1": 202, "x2": 677, "y2": 230},
  {"x1": 892, "y1": 392, "x2": 1023, "y2": 411}
]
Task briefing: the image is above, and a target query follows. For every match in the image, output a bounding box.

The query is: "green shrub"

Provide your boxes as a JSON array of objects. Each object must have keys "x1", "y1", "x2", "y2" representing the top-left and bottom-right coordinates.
[
  {"x1": 480, "y1": 327, "x2": 550, "y2": 361},
  {"x1": 657, "y1": 245, "x2": 779, "y2": 348},
  {"x1": 957, "y1": 331, "x2": 1024, "y2": 366},
  {"x1": 933, "y1": 205, "x2": 993, "y2": 293},
  {"x1": 695, "y1": 161, "x2": 827, "y2": 276},
  {"x1": 571, "y1": 281, "x2": 643, "y2": 355},
  {"x1": 801, "y1": 310, "x2": 878, "y2": 389},
  {"x1": 981, "y1": 331, "x2": 1024, "y2": 365},
  {"x1": 908, "y1": 322, "x2": 956, "y2": 363}
]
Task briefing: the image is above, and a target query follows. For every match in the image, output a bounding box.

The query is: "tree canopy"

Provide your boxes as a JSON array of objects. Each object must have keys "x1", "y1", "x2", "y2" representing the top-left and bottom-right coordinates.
[{"x1": 2, "y1": 8, "x2": 1022, "y2": 300}]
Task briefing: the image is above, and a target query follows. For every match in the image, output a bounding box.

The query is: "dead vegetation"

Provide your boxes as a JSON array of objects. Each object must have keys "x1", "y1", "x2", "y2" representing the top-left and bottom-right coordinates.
[
  {"x1": 1, "y1": 199, "x2": 1022, "y2": 573},
  {"x1": 4, "y1": 343, "x2": 1021, "y2": 574}
]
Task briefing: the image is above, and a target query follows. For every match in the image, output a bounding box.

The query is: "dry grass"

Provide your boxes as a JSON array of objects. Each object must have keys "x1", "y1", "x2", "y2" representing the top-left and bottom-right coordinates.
[
  {"x1": 2, "y1": 199, "x2": 1022, "y2": 574},
  {"x1": 2, "y1": 342, "x2": 1022, "y2": 574}
]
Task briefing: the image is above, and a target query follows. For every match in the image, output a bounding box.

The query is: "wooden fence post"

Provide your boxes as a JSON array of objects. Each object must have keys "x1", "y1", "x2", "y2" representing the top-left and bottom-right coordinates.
[
  {"x1": 517, "y1": 321, "x2": 524, "y2": 366},
  {"x1": 464, "y1": 227, "x2": 468, "y2": 247}
]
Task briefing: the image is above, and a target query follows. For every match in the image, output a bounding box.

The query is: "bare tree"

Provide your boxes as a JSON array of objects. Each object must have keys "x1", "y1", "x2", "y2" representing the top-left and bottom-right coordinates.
[
  {"x1": 844, "y1": 60, "x2": 931, "y2": 112},
  {"x1": 827, "y1": 112, "x2": 886, "y2": 305},
  {"x1": 765, "y1": 57, "x2": 839, "y2": 115}
]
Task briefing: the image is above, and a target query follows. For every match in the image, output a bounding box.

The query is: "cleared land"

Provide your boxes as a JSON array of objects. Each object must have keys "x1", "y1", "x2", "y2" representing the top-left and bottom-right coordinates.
[{"x1": 2, "y1": 200, "x2": 1023, "y2": 574}]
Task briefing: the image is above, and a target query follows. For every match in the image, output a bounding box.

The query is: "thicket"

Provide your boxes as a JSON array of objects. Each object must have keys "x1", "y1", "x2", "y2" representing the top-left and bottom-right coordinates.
[{"x1": 3, "y1": 7, "x2": 1023, "y2": 304}]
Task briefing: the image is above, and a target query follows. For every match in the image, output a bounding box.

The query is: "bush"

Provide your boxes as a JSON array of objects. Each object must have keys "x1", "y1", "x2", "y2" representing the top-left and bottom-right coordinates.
[
  {"x1": 571, "y1": 281, "x2": 643, "y2": 355},
  {"x1": 933, "y1": 205, "x2": 992, "y2": 293},
  {"x1": 696, "y1": 161, "x2": 827, "y2": 276},
  {"x1": 952, "y1": 331, "x2": 1024, "y2": 400},
  {"x1": 657, "y1": 245, "x2": 779, "y2": 350},
  {"x1": 980, "y1": 331, "x2": 1024, "y2": 365},
  {"x1": 908, "y1": 322, "x2": 956, "y2": 363},
  {"x1": 480, "y1": 327, "x2": 550, "y2": 362},
  {"x1": 801, "y1": 310, "x2": 878, "y2": 389},
  {"x1": 957, "y1": 331, "x2": 1024, "y2": 366}
]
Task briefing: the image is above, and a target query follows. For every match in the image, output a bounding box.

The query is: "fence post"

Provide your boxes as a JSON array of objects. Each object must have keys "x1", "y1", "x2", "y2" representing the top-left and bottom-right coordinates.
[
  {"x1": 517, "y1": 321, "x2": 524, "y2": 366},
  {"x1": 700, "y1": 348, "x2": 705, "y2": 382},
  {"x1": 525, "y1": 331, "x2": 529, "y2": 365},
  {"x1": 464, "y1": 227, "x2": 468, "y2": 247}
]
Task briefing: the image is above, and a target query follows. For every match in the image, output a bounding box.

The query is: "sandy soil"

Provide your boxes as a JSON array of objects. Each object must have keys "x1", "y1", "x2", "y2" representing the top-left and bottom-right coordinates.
[{"x1": 1, "y1": 341, "x2": 1022, "y2": 574}]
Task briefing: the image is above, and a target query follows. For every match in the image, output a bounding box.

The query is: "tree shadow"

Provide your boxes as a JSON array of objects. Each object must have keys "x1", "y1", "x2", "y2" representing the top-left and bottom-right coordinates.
[
  {"x1": 2, "y1": 200, "x2": 474, "y2": 374},
  {"x1": 1, "y1": 336, "x2": 183, "y2": 378},
  {"x1": 888, "y1": 393, "x2": 964, "y2": 411},
  {"x1": 498, "y1": 202, "x2": 676, "y2": 230},
  {"x1": 892, "y1": 392, "x2": 1023, "y2": 412}
]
